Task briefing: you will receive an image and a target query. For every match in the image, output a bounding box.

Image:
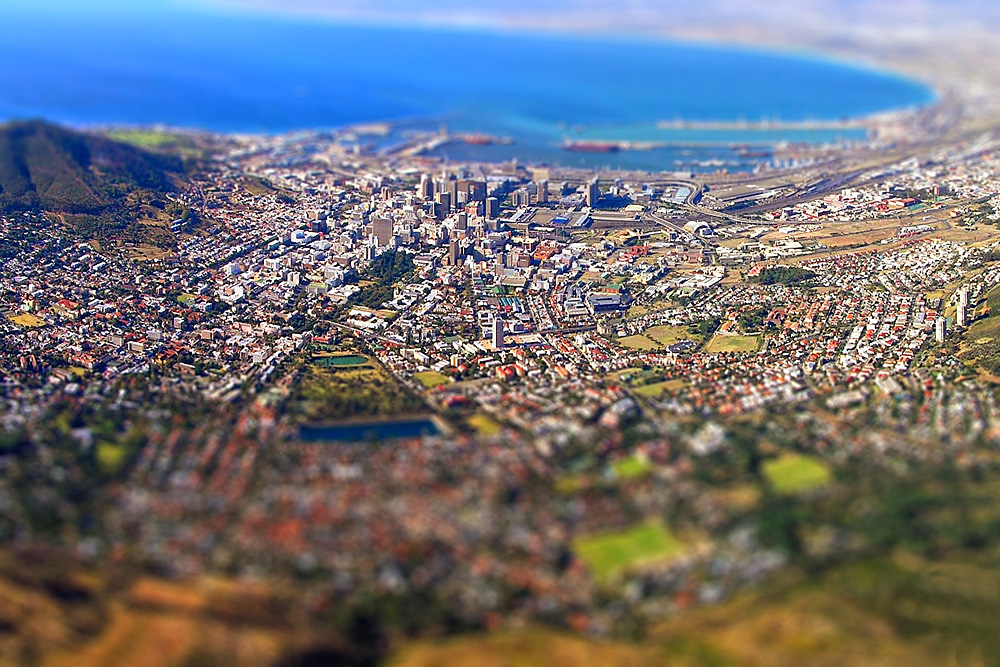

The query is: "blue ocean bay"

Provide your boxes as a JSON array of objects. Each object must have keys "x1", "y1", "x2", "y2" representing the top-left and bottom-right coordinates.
[{"x1": 0, "y1": 5, "x2": 934, "y2": 170}]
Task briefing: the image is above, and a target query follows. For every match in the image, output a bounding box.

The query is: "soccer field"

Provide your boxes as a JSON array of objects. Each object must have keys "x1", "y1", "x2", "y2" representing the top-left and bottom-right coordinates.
[
  {"x1": 763, "y1": 454, "x2": 832, "y2": 494},
  {"x1": 574, "y1": 522, "x2": 683, "y2": 581},
  {"x1": 704, "y1": 334, "x2": 761, "y2": 354}
]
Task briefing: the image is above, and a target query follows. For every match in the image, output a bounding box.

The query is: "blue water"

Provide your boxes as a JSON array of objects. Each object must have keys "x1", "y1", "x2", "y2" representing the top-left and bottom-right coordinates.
[
  {"x1": 300, "y1": 419, "x2": 441, "y2": 443},
  {"x1": 0, "y1": 4, "x2": 934, "y2": 170}
]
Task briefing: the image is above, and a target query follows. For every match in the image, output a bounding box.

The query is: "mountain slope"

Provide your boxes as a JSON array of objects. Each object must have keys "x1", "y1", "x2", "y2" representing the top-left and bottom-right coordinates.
[{"x1": 0, "y1": 119, "x2": 183, "y2": 216}]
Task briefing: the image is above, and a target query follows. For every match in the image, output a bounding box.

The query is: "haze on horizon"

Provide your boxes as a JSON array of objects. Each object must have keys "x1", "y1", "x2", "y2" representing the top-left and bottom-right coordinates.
[
  {"x1": 186, "y1": 0, "x2": 1000, "y2": 39},
  {"x1": 8, "y1": 0, "x2": 1000, "y2": 36}
]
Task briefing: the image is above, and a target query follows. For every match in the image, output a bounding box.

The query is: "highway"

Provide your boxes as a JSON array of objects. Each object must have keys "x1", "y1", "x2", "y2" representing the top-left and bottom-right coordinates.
[{"x1": 644, "y1": 210, "x2": 718, "y2": 248}]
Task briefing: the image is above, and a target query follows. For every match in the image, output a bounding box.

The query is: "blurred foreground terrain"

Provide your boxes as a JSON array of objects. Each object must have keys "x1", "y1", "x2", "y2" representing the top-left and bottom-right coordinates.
[{"x1": 7, "y1": 1, "x2": 1000, "y2": 666}]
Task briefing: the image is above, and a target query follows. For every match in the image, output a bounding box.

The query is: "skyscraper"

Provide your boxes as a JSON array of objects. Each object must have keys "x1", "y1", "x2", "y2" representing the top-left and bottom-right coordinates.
[
  {"x1": 491, "y1": 317, "x2": 504, "y2": 349},
  {"x1": 486, "y1": 197, "x2": 499, "y2": 220},
  {"x1": 935, "y1": 316, "x2": 947, "y2": 343},
  {"x1": 536, "y1": 179, "x2": 548, "y2": 204},
  {"x1": 419, "y1": 174, "x2": 434, "y2": 200},
  {"x1": 435, "y1": 191, "x2": 452, "y2": 215},
  {"x1": 957, "y1": 287, "x2": 970, "y2": 327},
  {"x1": 372, "y1": 217, "x2": 393, "y2": 247},
  {"x1": 586, "y1": 178, "x2": 600, "y2": 208}
]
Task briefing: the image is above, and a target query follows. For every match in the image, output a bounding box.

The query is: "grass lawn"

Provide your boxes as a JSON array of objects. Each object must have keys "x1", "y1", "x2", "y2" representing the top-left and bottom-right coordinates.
[
  {"x1": 763, "y1": 454, "x2": 832, "y2": 495},
  {"x1": 717, "y1": 484, "x2": 762, "y2": 512},
  {"x1": 633, "y1": 379, "x2": 687, "y2": 398},
  {"x1": 467, "y1": 413, "x2": 502, "y2": 436},
  {"x1": 106, "y1": 129, "x2": 204, "y2": 160},
  {"x1": 704, "y1": 333, "x2": 761, "y2": 354},
  {"x1": 627, "y1": 303, "x2": 655, "y2": 317},
  {"x1": 554, "y1": 475, "x2": 586, "y2": 495},
  {"x1": 645, "y1": 325, "x2": 692, "y2": 346},
  {"x1": 607, "y1": 367, "x2": 645, "y2": 382},
  {"x1": 574, "y1": 521, "x2": 684, "y2": 581},
  {"x1": 96, "y1": 444, "x2": 127, "y2": 475},
  {"x1": 619, "y1": 326, "x2": 695, "y2": 352},
  {"x1": 612, "y1": 456, "x2": 652, "y2": 479},
  {"x1": 617, "y1": 335, "x2": 660, "y2": 351},
  {"x1": 8, "y1": 313, "x2": 45, "y2": 327},
  {"x1": 414, "y1": 370, "x2": 452, "y2": 388},
  {"x1": 106, "y1": 129, "x2": 181, "y2": 149}
]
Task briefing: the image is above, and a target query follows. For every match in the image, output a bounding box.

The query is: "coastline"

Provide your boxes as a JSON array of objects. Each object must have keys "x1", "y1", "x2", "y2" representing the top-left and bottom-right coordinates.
[{"x1": 0, "y1": 15, "x2": 938, "y2": 156}]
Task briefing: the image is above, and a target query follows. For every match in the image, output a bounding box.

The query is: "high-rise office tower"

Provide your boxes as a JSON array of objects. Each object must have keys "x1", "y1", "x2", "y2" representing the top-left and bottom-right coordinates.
[
  {"x1": 491, "y1": 317, "x2": 504, "y2": 349},
  {"x1": 435, "y1": 191, "x2": 452, "y2": 215},
  {"x1": 486, "y1": 197, "x2": 499, "y2": 220},
  {"x1": 536, "y1": 179, "x2": 548, "y2": 203},
  {"x1": 586, "y1": 178, "x2": 600, "y2": 208},
  {"x1": 448, "y1": 240, "x2": 462, "y2": 266},
  {"x1": 372, "y1": 217, "x2": 393, "y2": 247},
  {"x1": 419, "y1": 174, "x2": 434, "y2": 200}
]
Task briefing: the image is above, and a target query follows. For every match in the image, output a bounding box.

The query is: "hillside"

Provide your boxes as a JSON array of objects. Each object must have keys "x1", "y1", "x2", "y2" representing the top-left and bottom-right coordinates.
[
  {"x1": 0, "y1": 119, "x2": 183, "y2": 213},
  {"x1": 0, "y1": 120, "x2": 188, "y2": 252}
]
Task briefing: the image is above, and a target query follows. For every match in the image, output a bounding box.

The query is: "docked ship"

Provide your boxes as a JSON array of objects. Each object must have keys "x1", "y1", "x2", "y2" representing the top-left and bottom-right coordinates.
[
  {"x1": 562, "y1": 140, "x2": 621, "y2": 153},
  {"x1": 461, "y1": 133, "x2": 514, "y2": 146},
  {"x1": 730, "y1": 143, "x2": 774, "y2": 158}
]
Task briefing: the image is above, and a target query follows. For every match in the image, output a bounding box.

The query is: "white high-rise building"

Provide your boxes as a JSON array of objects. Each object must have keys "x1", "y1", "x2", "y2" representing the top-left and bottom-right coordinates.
[
  {"x1": 957, "y1": 301, "x2": 968, "y2": 327},
  {"x1": 935, "y1": 316, "x2": 947, "y2": 343}
]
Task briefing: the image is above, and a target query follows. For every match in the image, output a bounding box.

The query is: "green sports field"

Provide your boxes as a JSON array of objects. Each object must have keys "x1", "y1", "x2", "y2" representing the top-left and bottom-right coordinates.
[
  {"x1": 763, "y1": 453, "x2": 832, "y2": 494},
  {"x1": 574, "y1": 521, "x2": 683, "y2": 581}
]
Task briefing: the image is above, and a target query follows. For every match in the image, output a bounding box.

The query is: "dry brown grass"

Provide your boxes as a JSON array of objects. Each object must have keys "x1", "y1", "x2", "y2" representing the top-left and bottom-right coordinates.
[{"x1": 390, "y1": 630, "x2": 660, "y2": 667}]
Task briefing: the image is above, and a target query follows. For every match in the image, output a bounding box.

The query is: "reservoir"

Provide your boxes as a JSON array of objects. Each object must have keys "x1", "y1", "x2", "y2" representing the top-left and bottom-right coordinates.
[
  {"x1": 300, "y1": 418, "x2": 441, "y2": 443},
  {"x1": 314, "y1": 355, "x2": 370, "y2": 368}
]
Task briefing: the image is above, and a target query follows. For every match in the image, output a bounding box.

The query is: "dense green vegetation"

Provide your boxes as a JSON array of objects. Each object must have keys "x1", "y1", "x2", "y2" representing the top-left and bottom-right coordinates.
[
  {"x1": 688, "y1": 317, "x2": 721, "y2": 338},
  {"x1": 750, "y1": 265, "x2": 816, "y2": 286},
  {"x1": 0, "y1": 120, "x2": 185, "y2": 248},
  {"x1": 294, "y1": 364, "x2": 426, "y2": 422},
  {"x1": 353, "y1": 250, "x2": 416, "y2": 309},
  {"x1": 737, "y1": 306, "x2": 769, "y2": 332}
]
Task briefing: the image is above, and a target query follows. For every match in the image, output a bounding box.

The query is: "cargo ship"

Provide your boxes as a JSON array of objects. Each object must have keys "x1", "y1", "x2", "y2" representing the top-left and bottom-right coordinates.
[
  {"x1": 731, "y1": 144, "x2": 774, "y2": 158},
  {"x1": 461, "y1": 133, "x2": 514, "y2": 146},
  {"x1": 562, "y1": 140, "x2": 621, "y2": 153}
]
